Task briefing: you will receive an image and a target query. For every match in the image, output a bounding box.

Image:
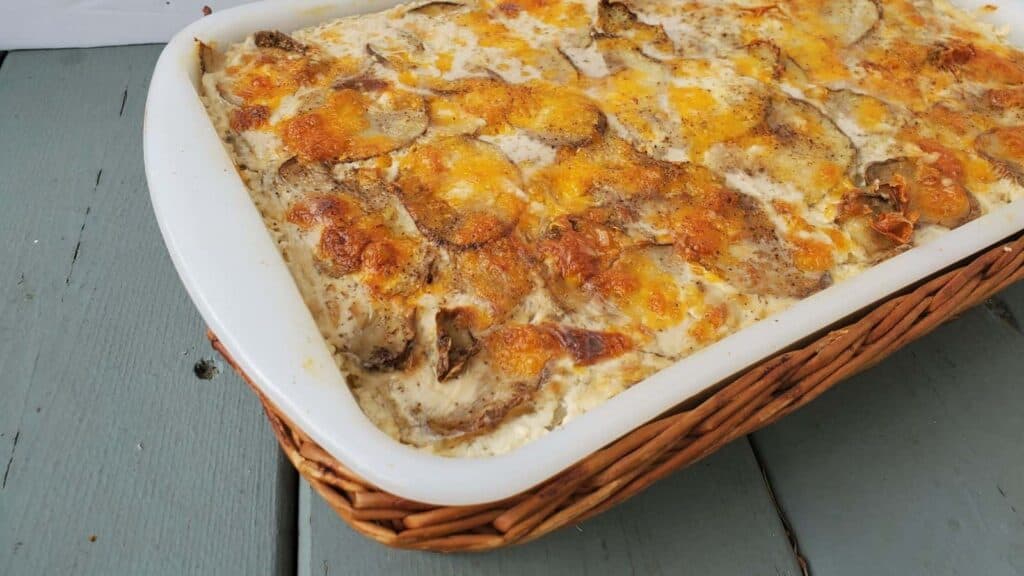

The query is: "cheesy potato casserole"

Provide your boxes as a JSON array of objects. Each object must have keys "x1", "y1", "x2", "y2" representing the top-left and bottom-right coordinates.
[{"x1": 201, "y1": 0, "x2": 1024, "y2": 455}]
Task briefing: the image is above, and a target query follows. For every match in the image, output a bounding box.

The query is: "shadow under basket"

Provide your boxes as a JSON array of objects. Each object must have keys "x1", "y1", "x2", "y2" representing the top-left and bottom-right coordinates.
[{"x1": 210, "y1": 232, "x2": 1024, "y2": 552}]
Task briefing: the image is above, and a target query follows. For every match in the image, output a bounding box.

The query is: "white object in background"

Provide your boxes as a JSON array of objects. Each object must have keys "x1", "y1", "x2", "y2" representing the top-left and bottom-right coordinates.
[{"x1": 0, "y1": 0, "x2": 254, "y2": 50}]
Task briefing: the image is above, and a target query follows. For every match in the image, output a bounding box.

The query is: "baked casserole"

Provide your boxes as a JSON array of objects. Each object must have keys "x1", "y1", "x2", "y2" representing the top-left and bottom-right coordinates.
[{"x1": 200, "y1": 0, "x2": 1024, "y2": 455}]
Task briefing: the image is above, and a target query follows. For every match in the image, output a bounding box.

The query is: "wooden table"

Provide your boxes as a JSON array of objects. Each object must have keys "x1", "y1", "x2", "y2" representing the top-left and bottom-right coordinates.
[{"x1": 1, "y1": 46, "x2": 1022, "y2": 575}]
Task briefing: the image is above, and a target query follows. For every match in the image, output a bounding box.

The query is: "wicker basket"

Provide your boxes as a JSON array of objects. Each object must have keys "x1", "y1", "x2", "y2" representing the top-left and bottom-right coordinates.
[{"x1": 210, "y1": 233, "x2": 1024, "y2": 551}]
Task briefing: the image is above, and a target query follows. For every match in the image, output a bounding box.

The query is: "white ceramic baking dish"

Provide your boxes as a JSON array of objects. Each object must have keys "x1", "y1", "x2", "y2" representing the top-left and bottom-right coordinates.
[{"x1": 145, "y1": 0, "x2": 1024, "y2": 506}]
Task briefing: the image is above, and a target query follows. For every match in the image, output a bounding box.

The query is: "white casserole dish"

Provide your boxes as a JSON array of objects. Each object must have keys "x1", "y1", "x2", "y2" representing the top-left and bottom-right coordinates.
[{"x1": 145, "y1": 0, "x2": 1024, "y2": 506}]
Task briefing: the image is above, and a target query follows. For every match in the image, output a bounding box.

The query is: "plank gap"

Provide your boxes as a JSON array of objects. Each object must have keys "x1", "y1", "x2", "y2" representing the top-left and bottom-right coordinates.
[
  {"x1": 747, "y1": 435, "x2": 811, "y2": 576},
  {"x1": 277, "y1": 452, "x2": 300, "y2": 576}
]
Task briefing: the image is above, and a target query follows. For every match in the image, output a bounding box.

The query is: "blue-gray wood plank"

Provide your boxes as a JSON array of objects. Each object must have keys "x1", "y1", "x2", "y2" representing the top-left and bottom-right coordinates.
[
  {"x1": 750, "y1": 283, "x2": 1024, "y2": 576},
  {"x1": 0, "y1": 47, "x2": 296, "y2": 575},
  {"x1": 3, "y1": 43, "x2": 1024, "y2": 576}
]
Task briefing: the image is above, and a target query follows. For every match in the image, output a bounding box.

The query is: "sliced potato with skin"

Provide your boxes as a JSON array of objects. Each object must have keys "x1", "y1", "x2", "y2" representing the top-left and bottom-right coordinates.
[
  {"x1": 279, "y1": 79, "x2": 428, "y2": 163},
  {"x1": 320, "y1": 282, "x2": 419, "y2": 372},
  {"x1": 590, "y1": 36, "x2": 679, "y2": 153},
  {"x1": 532, "y1": 48, "x2": 581, "y2": 85},
  {"x1": 286, "y1": 189, "x2": 432, "y2": 296},
  {"x1": 865, "y1": 144, "x2": 978, "y2": 228},
  {"x1": 406, "y1": 0, "x2": 464, "y2": 16},
  {"x1": 544, "y1": 323, "x2": 632, "y2": 366},
  {"x1": 766, "y1": 96, "x2": 857, "y2": 176},
  {"x1": 588, "y1": 246, "x2": 690, "y2": 329},
  {"x1": 824, "y1": 89, "x2": 894, "y2": 126},
  {"x1": 837, "y1": 188, "x2": 912, "y2": 260},
  {"x1": 422, "y1": 318, "x2": 631, "y2": 439},
  {"x1": 454, "y1": 234, "x2": 536, "y2": 323},
  {"x1": 396, "y1": 136, "x2": 525, "y2": 248},
  {"x1": 365, "y1": 30, "x2": 427, "y2": 70},
  {"x1": 527, "y1": 135, "x2": 690, "y2": 218},
  {"x1": 710, "y1": 194, "x2": 830, "y2": 299},
  {"x1": 277, "y1": 157, "x2": 336, "y2": 195},
  {"x1": 597, "y1": 0, "x2": 675, "y2": 58},
  {"x1": 424, "y1": 324, "x2": 558, "y2": 438},
  {"x1": 593, "y1": 35, "x2": 665, "y2": 76},
  {"x1": 975, "y1": 126, "x2": 1024, "y2": 184},
  {"x1": 740, "y1": 40, "x2": 784, "y2": 82},
  {"x1": 434, "y1": 307, "x2": 479, "y2": 381},
  {"x1": 348, "y1": 303, "x2": 416, "y2": 370},
  {"x1": 433, "y1": 77, "x2": 604, "y2": 145},
  {"x1": 509, "y1": 84, "x2": 606, "y2": 147},
  {"x1": 667, "y1": 63, "x2": 770, "y2": 159},
  {"x1": 711, "y1": 95, "x2": 857, "y2": 204},
  {"x1": 254, "y1": 30, "x2": 307, "y2": 53},
  {"x1": 821, "y1": 89, "x2": 909, "y2": 174},
  {"x1": 638, "y1": 177, "x2": 829, "y2": 298},
  {"x1": 535, "y1": 208, "x2": 640, "y2": 313},
  {"x1": 428, "y1": 78, "x2": 516, "y2": 135},
  {"x1": 819, "y1": 0, "x2": 881, "y2": 46}
]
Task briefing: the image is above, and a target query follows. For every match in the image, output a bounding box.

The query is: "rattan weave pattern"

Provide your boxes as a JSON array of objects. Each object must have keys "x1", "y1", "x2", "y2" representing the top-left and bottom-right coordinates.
[{"x1": 210, "y1": 233, "x2": 1024, "y2": 551}]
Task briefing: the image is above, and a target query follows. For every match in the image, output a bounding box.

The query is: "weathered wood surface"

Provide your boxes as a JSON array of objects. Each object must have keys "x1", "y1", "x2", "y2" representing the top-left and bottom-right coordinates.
[
  {"x1": 750, "y1": 282, "x2": 1024, "y2": 576},
  {"x1": 3, "y1": 44, "x2": 1024, "y2": 575},
  {"x1": 299, "y1": 442, "x2": 802, "y2": 576},
  {"x1": 0, "y1": 47, "x2": 296, "y2": 575}
]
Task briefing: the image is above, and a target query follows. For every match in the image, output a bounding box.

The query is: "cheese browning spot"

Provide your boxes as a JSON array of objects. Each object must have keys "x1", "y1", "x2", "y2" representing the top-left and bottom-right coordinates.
[
  {"x1": 230, "y1": 105, "x2": 271, "y2": 132},
  {"x1": 484, "y1": 324, "x2": 560, "y2": 378}
]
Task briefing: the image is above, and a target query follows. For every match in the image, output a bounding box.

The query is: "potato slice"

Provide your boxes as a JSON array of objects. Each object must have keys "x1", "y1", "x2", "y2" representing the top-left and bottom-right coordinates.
[
  {"x1": 824, "y1": 89, "x2": 894, "y2": 127},
  {"x1": 509, "y1": 84, "x2": 606, "y2": 147},
  {"x1": 254, "y1": 30, "x2": 307, "y2": 53},
  {"x1": 819, "y1": 0, "x2": 881, "y2": 46},
  {"x1": 837, "y1": 188, "x2": 912, "y2": 260},
  {"x1": 528, "y1": 136, "x2": 690, "y2": 217},
  {"x1": 279, "y1": 79, "x2": 428, "y2": 163},
  {"x1": 535, "y1": 209, "x2": 639, "y2": 314},
  {"x1": 740, "y1": 40, "x2": 784, "y2": 82},
  {"x1": 975, "y1": 126, "x2": 1024, "y2": 184},
  {"x1": 638, "y1": 178, "x2": 829, "y2": 299},
  {"x1": 277, "y1": 157, "x2": 336, "y2": 195},
  {"x1": 428, "y1": 78, "x2": 516, "y2": 135},
  {"x1": 711, "y1": 95, "x2": 857, "y2": 203},
  {"x1": 454, "y1": 235, "x2": 536, "y2": 322},
  {"x1": 396, "y1": 136, "x2": 525, "y2": 248},
  {"x1": 365, "y1": 30, "x2": 427, "y2": 70},
  {"x1": 710, "y1": 194, "x2": 830, "y2": 298},
  {"x1": 424, "y1": 324, "x2": 557, "y2": 438},
  {"x1": 865, "y1": 145, "x2": 978, "y2": 229},
  {"x1": 406, "y1": 1, "x2": 465, "y2": 17},
  {"x1": 348, "y1": 304, "x2": 416, "y2": 371},
  {"x1": 434, "y1": 307, "x2": 479, "y2": 381},
  {"x1": 767, "y1": 95, "x2": 857, "y2": 175},
  {"x1": 597, "y1": 0, "x2": 674, "y2": 57}
]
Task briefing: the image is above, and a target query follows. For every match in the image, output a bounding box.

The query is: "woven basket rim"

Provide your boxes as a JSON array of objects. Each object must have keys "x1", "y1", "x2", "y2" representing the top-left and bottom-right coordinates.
[{"x1": 211, "y1": 232, "x2": 1024, "y2": 551}]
